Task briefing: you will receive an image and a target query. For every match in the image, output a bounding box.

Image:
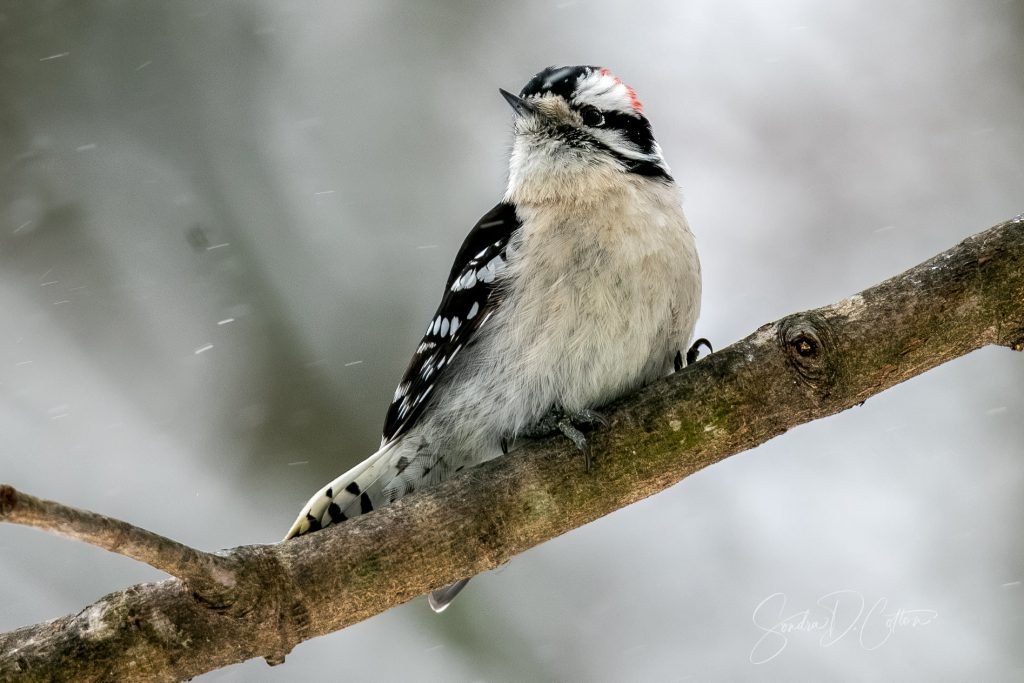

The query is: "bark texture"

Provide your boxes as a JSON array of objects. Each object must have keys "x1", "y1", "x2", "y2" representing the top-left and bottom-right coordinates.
[{"x1": 2, "y1": 216, "x2": 1022, "y2": 682}]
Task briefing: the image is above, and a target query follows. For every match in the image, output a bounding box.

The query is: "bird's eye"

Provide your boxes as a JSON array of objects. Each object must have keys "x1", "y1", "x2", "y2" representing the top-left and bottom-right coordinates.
[{"x1": 580, "y1": 106, "x2": 604, "y2": 127}]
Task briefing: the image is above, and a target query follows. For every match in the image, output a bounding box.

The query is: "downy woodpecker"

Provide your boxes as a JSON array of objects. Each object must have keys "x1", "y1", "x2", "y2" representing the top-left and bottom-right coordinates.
[{"x1": 286, "y1": 65, "x2": 703, "y2": 612}]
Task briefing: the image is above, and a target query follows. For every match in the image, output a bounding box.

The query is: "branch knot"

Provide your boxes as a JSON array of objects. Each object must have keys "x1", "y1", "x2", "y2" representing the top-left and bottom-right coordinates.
[{"x1": 778, "y1": 312, "x2": 839, "y2": 389}]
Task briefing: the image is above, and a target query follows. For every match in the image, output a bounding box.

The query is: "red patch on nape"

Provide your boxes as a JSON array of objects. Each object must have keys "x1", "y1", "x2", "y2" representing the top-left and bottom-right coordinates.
[{"x1": 599, "y1": 68, "x2": 644, "y2": 113}]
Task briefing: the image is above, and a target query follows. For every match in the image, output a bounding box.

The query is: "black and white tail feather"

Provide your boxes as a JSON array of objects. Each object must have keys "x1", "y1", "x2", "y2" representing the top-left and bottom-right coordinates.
[{"x1": 285, "y1": 65, "x2": 702, "y2": 614}]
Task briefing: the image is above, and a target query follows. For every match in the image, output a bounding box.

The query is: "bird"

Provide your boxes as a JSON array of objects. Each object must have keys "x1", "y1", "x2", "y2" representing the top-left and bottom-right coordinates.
[{"x1": 285, "y1": 65, "x2": 704, "y2": 612}]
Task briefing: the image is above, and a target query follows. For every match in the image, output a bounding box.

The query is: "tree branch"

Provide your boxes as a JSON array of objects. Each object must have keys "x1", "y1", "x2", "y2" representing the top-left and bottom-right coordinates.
[
  {"x1": 0, "y1": 486, "x2": 238, "y2": 607},
  {"x1": 2, "y1": 216, "x2": 1022, "y2": 682}
]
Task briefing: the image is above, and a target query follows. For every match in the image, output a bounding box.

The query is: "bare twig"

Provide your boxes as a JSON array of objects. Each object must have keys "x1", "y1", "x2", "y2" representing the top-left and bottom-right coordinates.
[
  {"x1": 1, "y1": 216, "x2": 1022, "y2": 682},
  {"x1": 0, "y1": 485, "x2": 237, "y2": 605}
]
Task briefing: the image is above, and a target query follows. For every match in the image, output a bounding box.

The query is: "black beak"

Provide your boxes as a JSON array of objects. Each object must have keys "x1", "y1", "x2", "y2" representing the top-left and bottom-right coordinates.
[{"x1": 499, "y1": 88, "x2": 537, "y2": 116}]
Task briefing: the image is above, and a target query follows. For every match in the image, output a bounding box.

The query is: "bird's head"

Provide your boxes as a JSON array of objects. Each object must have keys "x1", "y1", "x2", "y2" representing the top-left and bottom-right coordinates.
[{"x1": 501, "y1": 65, "x2": 672, "y2": 203}]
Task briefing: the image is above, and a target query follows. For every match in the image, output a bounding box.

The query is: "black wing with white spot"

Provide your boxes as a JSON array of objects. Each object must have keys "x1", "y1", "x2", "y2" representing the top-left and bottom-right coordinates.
[{"x1": 381, "y1": 202, "x2": 520, "y2": 443}]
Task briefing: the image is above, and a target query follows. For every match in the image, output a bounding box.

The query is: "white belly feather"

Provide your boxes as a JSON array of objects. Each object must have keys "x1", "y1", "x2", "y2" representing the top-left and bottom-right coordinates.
[{"x1": 422, "y1": 177, "x2": 701, "y2": 457}]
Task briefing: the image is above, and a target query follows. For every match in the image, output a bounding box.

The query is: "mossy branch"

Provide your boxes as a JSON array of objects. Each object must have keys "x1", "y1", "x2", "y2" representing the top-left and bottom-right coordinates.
[{"x1": 2, "y1": 216, "x2": 1023, "y2": 682}]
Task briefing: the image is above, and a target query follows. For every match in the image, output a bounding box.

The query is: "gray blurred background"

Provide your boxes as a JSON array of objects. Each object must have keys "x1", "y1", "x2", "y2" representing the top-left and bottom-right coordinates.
[{"x1": 2, "y1": 1, "x2": 1022, "y2": 680}]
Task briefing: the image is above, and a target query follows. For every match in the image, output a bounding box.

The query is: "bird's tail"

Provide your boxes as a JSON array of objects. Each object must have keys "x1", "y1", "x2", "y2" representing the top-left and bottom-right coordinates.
[
  {"x1": 284, "y1": 443, "x2": 397, "y2": 540},
  {"x1": 283, "y1": 440, "x2": 476, "y2": 612}
]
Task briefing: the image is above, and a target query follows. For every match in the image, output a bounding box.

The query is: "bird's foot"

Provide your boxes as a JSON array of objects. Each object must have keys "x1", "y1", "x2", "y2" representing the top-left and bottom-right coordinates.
[
  {"x1": 522, "y1": 407, "x2": 608, "y2": 471},
  {"x1": 676, "y1": 338, "x2": 713, "y2": 370}
]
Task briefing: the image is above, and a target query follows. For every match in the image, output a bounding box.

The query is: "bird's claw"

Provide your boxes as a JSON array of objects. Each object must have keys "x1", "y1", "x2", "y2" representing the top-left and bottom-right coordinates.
[
  {"x1": 688, "y1": 337, "x2": 712, "y2": 368},
  {"x1": 523, "y1": 407, "x2": 607, "y2": 471}
]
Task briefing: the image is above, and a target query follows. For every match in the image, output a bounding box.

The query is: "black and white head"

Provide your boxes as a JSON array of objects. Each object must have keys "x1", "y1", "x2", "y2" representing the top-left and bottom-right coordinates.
[{"x1": 501, "y1": 65, "x2": 672, "y2": 201}]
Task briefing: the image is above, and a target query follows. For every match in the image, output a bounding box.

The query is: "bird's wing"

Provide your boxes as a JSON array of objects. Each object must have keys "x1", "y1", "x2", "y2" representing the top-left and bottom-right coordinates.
[{"x1": 381, "y1": 202, "x2": 520, "y2": 444}]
